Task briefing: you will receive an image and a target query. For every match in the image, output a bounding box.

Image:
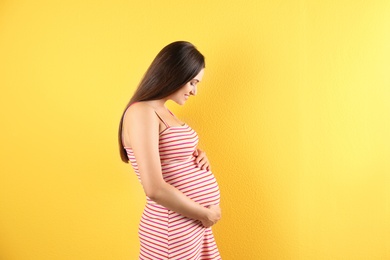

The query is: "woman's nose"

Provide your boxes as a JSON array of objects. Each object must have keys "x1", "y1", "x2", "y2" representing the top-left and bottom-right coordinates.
[{"x1": 190, "y1": 86, "x2": 197, "y2": 95}]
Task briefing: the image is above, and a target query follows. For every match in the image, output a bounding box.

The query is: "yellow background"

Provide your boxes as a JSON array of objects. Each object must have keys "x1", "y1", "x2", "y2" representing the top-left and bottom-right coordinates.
[{"x1": 1, "y1": 0, "x2": 389, "y2": 259}]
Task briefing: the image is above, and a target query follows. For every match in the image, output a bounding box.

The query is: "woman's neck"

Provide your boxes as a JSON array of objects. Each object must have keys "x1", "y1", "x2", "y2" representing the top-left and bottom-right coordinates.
[{"x1": 145, "y1": 99, "x2": 168, "y2": 110}]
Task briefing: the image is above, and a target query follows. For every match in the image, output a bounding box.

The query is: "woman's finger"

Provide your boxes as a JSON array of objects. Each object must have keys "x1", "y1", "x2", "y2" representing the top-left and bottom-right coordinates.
[
  {"x1": 196, "y1": 155, "x2": 205, "y2": 164},
  {"x1": 198, "y1": 157, "x2": 208, "y2": 167}
]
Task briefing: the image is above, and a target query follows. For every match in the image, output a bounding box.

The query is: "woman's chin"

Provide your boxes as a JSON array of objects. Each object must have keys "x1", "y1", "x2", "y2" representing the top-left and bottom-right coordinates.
[{"x1": 180, "y1": 99, "x2": 188, "y2": 105}]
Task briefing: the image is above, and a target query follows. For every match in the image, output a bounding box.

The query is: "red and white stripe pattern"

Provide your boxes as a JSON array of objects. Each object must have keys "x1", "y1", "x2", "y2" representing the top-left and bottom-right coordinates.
[{"x1": 125, "y1": 124, "x2": 221, "y2": 259}]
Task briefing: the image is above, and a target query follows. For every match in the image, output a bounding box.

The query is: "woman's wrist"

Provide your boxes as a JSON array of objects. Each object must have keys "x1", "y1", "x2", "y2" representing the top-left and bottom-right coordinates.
[{"x1": 197, "y1": 206, "x2": 212, "y2": 222}]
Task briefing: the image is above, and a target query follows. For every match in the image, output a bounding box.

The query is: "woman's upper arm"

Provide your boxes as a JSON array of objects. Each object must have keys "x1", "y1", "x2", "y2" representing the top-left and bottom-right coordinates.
[{"x1": 123, "y1": 104, "x2": 164, "y2": 197}]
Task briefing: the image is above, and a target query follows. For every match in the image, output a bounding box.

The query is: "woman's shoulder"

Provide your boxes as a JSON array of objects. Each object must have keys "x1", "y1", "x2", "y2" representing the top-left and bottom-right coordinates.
[
  {"x1": 127, "y1": 101, "x2": 152, "y2": 111},
  {"x1": 124, "y1": 101, "x2": 156, "y2": 123},
  {"x1": 122, "y1": 102, "x2": 160, "y2": 147}
]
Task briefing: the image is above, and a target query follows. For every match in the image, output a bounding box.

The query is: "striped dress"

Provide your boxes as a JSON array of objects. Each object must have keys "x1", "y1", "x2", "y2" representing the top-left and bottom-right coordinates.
[{"x1": 124, "y1": 112, "x2": 221, "y2": 260}]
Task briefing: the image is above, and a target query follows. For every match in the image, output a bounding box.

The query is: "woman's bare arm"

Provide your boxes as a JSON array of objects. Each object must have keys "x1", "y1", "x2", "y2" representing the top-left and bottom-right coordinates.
[{"x1": 123, "y1": 103, "x2": 220, "y2": 227}]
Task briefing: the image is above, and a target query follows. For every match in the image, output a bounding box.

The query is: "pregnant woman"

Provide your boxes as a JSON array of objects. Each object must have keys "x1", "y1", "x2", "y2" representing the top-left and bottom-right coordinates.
[{"x1": 118, "y1": 41, "x2": 221, "y2": 260}]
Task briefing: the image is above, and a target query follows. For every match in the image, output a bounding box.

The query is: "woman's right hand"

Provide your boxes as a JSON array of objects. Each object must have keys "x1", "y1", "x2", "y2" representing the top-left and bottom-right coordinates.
[{"x1": 201, "y1": 204, "x2": 221, "y2": 228}]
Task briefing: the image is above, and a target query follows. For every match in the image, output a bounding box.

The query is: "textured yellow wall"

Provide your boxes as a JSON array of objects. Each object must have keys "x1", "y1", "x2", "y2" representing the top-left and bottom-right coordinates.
[{"x1": 1, "y1": 0, "x2": 389, "y2": 259}]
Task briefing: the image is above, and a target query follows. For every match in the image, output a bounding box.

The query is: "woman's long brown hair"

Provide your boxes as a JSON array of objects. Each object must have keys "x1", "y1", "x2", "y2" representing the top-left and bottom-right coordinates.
[{"x1": 118, "y1": 41, "x2": 205, "y2": 163}]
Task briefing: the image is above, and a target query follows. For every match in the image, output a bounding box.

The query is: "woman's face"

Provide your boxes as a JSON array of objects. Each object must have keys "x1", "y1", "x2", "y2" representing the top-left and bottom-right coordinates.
[{"x1": 170, "y1": 69, "x2": 205, "y2": 105}]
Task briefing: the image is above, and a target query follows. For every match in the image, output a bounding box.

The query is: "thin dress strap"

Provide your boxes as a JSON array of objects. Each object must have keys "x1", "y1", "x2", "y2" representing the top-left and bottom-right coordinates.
[
  {"x1": 167, "y1": 109, "x2": 186, "y2": 126},
  {"x1": 167, "y1": 109, "x2": 175, "y2": 116},
  {"x1": 154, "y1": 111, "x2": 170, "y2": 128}
]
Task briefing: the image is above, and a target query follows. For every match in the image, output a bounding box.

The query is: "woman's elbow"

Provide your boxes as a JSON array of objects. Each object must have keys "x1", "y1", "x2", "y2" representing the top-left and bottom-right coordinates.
[
  {"x1": 144, "y1": 188, "x2": 157, "y2": 200},
  {"x1": 144, "y1": 183, "x2": 165, "y2": 200}
]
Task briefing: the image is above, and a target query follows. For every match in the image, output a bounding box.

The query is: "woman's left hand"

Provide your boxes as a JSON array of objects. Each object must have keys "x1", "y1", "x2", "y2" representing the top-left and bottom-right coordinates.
[{"x1": 193, "y1": 148, "x2": 211, "y2": 171}]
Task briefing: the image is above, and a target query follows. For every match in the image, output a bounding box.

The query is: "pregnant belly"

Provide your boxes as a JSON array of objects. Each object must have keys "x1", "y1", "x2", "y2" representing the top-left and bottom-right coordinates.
[{"x1": 162, "y1": 160, "x2": 220, "y2": 207}]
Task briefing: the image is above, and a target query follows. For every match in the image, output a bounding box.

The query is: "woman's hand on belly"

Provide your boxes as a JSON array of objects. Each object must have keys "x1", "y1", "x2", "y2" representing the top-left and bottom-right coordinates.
[
  {"x1": 193, "y1": 148, "x2": 210, "y2": 171},
  {"x1": 201, "y1": 204, "x2": 221, "y2": 228}
]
